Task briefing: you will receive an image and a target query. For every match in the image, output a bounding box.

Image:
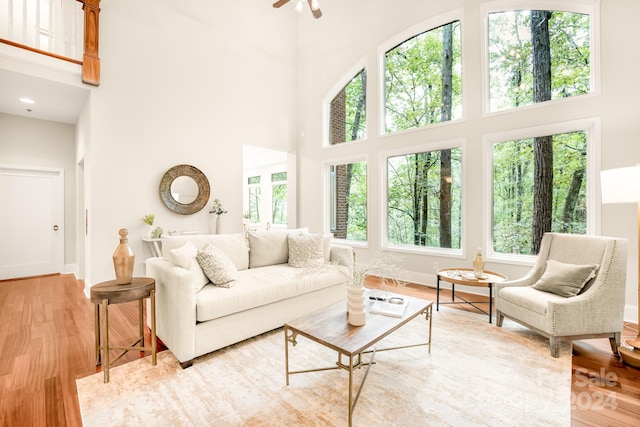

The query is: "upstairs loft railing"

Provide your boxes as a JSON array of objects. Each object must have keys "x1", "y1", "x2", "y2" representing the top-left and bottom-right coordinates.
[{"x1": 0, "y1": 0, "x2": 101, "y2": 86}]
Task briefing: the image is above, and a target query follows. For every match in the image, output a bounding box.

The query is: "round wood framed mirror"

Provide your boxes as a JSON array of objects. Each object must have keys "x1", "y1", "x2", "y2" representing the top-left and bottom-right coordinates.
[{"x1": 159, "y1": 164, "x2": 210, "y2": 215}]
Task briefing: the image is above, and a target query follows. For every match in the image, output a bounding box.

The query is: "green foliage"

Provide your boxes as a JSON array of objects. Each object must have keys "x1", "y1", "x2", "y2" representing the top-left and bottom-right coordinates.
[
  {"x1": 385, "y1": 21, "x2": 462, "y2": 133},
  {"x1": 387, "y1": 148, "x2": 462, "y2": 248},
  {"x1": 488, "y1": 10, "x2": 590, "y2": 111},
  {"x1": 272, "y1": 183, "x2": 287, "y2": 225},
  {"x1": 346, "y1": 162, "x2": 367, "y2": 241},
  {"x1": 493, "y1": 131, "x2": 587, "y2": 254}
]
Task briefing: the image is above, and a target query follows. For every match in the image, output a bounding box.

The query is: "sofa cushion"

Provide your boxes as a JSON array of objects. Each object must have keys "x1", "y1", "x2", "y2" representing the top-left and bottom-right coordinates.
[
  {"x1": 248, "y1": 228, "x2": 308, "y2": 268},
  {"x1": 196, "y1": 244, "x2": 238, "y2": 288},
  {"x1": 162, "y1": 234, "x2": 249, "y2": 271},
  {"x1": 195, "y1": 264, "x2": 348, "y2": 322},
  {"x1": 288, "y1": 233, "x2": 324, "y2": 267},
  {"x1": 532, "y1": 259, "x2": 599, "y2": 297},
  {"x1": 169, "y1": 241, "x2": 209, "y2": 292}
]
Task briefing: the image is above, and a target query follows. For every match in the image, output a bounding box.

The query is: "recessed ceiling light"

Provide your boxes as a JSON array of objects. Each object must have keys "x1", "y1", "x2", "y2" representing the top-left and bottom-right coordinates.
[{"x1": 20, "y1": 97, "x2": 35, "y2": 104}]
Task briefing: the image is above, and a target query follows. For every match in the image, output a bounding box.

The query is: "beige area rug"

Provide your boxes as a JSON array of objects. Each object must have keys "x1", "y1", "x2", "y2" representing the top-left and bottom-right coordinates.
[{"x1": 76, "y1": 307, "x2": 571, "y2": 426}]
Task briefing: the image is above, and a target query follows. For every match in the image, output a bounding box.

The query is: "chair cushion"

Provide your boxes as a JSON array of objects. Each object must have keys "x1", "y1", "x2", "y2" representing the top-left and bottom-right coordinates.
[
  {"x1": 498, "y1": 286, "x2": 565, "y2": 315},
  {"x1": 532, "y1": 259, "x2": 598, "y2": 297}
]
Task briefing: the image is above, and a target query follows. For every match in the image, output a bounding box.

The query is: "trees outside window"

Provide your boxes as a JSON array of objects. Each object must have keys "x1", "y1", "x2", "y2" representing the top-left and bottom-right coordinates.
[
  {"x1": 247, "y1": 176, "x2": 261, "y2": 223},
  {"x1": 329, "y1": 161, "x2": 367, "y2": 241},
  {"x1": 271, "y1": 172, "x2": 287, "y2": 225},
  {"x1": 492, "y1": 131, "x2": 588, "y2": 255},
  {"x1": 384, "y1": 21, "x2": 461, "y2": 133},
  {"x1": 488, "y1": 10, "x2": 591, "y2": 112},
  {"x1": 329, "y1": 69, "x2": 366, "y2": 145},
  {"x1": 387, "y1": 147, "x2": 462, "y2": 249}
]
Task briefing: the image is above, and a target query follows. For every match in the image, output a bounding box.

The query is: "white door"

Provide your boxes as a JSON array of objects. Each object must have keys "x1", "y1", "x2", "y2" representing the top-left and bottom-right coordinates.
[{"x1": 0, "y1": 165, "x2": 64, "y2": 280}]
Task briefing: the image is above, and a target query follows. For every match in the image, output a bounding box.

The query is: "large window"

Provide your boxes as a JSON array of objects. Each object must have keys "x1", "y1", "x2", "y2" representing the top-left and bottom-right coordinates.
[
  {"x1": 271, "y1": 172, "x2": 287, "y2": 225},
  {"x1": 492, "y1": 130, "x2": 588, "y2": 255},
  {"x1": 387, "y1": 147, "x2": 462, "y2": 249},
  {"x1": 329, "y1": 161, "x2": 367, "y2": 241},
  {"x1": 329, "y1": 69, "x2": 367, "y2": 145},
  {"x1": 247, "y1": 176, "x2": 261, "y2": 223},
  {"x1": 384, "y1": 21, "x2": 462, "y2": 133},
  {"x1": 488, "y1": 10, "x2": 591, "y2": 112}
]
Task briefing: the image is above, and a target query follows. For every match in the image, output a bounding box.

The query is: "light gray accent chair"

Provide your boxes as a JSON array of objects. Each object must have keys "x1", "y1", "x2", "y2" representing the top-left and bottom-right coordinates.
[{"x1": 495, "y1": 233, "x2": 627, "y2": 358}]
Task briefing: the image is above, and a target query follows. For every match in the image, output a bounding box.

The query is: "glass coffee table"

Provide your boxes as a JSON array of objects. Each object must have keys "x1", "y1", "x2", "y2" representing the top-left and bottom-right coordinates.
[{"x1": 284, "y1": 294, "x2": 432, "y2": 426}]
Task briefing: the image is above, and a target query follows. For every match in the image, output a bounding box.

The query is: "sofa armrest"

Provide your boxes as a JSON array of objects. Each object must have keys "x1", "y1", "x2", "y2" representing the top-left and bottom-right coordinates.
[
  {"x1": 330, "y1": 244, "x2": 354, "y2": 276},
  {"x1": 145, "y1": 257, "x2": 198, "y2": 363}
]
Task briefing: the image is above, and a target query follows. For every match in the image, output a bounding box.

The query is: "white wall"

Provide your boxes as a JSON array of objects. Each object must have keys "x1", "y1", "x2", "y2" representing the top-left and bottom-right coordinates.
[
  {"x1": 295, "y1": 0, "x2": 640, "y2": 320},
  {"x1": 84, "y1": 0, "x2": 299, "y2": 285},
  {"x1": 0, "y1": 113, "x2": 78, "y2": 271}
]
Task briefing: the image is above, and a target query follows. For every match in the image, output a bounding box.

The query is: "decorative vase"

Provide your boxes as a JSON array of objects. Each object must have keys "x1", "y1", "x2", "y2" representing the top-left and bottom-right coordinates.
[
  {"x1": 473, "y1": 247, "x2": 485, "y2": 278},
  {"x1": 147, "y1": 225, "x2": 154, "y2": 238},
  {"x1": 113, "y1": 228, "x2": 134, "y2": 285},
  {"x1": 216, "y1": 216, "x2": 222, "y2": 234},
  {"x1": 210, "y1": 216, "x2": 217, "y2": 234},
  {"x1": 347, "y1": 285, "x2": 366, "y2": 326}
]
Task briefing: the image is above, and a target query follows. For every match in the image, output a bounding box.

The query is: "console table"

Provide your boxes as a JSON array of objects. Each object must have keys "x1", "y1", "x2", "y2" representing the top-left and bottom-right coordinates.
[{"x1": 90, "y1": 277, "x2": 157, "y2": 383}]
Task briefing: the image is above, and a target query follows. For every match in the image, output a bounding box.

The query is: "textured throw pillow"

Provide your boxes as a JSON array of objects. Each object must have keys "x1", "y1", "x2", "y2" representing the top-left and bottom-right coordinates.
[
  {"x1": 196, "y1": 244, "x2": 238, "y2": 288},
  {"x1": 288, "y1": 233, "x2": 324, "y2": 268},
  {"x1": 169, "y1": 241, "x2": 209, "y2": 292},
  {"x1": 532, "y1": 259, "x2": 599, "y2": 297}
]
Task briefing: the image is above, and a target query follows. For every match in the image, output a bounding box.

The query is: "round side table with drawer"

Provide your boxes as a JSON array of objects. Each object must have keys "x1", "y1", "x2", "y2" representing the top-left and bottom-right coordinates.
[{"x1": 90, "y1": 277, "x2": 157, "y2": 383}]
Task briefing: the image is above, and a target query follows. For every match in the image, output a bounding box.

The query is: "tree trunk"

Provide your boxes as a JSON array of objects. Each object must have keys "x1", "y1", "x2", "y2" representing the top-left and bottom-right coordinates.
[
  {"x1": 531, "y1": 10, "x2": 553, "y2": 254},
  {"x1": 350, "y1": 70, "x2": 366, "y2": 142},
  {"x1": 561, "y1": 167, "x2": 584, "y2": 232},
  {"x1": 439, "y1": 23, "x2": 453, "y2": 248}
]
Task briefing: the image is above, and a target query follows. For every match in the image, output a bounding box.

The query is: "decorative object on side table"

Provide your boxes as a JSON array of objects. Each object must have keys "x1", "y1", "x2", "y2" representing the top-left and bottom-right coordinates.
[
  {"x1": 473, "y1": 247, "x2": 486, "y2": 279},
  {"x1": 209, "y1": 198, "x2": 228, "y2": 234},
  {"x1": 142, "y1": 213, "x2": 155, "y2": 238},
  {"x1": 112, "y1": 228, "x2": 134, "y2": 284},
  {"x1": 601, "y1": 164, "x2": 640, "y2": 368}
]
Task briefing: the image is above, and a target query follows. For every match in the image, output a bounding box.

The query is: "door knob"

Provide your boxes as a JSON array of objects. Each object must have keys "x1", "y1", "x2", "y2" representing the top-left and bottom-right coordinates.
[{"x1": 53, "y1": 225, "x2": 59, "y2": 231}]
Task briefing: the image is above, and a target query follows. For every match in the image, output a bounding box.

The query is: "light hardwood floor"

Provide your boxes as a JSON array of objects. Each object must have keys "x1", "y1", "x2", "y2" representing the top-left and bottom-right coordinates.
[{"x1": 0, "y1": 274, "x2": 638, "y2": 426}]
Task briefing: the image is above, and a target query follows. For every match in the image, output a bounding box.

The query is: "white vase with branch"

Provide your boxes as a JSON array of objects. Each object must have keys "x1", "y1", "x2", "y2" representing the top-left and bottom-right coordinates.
[
  {"x1": 306, "y1": 251, "x2": 405, "y2": 326},
  {"x1": 209, "y1": 199, "x2": 227, "y2": 234}
]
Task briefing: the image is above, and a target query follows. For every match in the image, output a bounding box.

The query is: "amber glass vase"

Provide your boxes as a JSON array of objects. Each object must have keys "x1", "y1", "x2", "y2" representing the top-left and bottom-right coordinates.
[{"x1": 113, "y1": 228, "x2": 135, "y2": 284}]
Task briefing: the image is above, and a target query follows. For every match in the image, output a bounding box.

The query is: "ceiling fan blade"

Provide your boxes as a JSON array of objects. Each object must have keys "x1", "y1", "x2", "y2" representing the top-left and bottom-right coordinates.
[
  {"x1": 273, "y1": 0, "x2": 290, "y2": 8},
  {"x1": 306, "y1": 0, "x2": 322, "y2": 19}
]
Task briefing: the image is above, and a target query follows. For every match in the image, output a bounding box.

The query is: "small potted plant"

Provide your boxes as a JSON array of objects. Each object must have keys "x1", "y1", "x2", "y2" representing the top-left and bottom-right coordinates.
[
  {"x1": 209, "y1": 199, "x2": 227, "y2": 233},
  {"x1": 142, "y1": 213, "x2": 155, "y2": 238}
]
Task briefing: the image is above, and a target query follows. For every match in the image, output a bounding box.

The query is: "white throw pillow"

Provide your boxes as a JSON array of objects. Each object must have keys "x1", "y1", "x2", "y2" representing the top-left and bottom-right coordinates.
[
  {"x1": 248, "y1": 228, "x2": 308, "y2": 268},
  {"x1": 322, "y1": 233, "x2": 333, "y2": 263},
  {"x1": 169, "y1": 241, "x2": 209, "y2": 292},
  {"x1": 196, "y1": 244, "x2": 238, "y2": 288},
  {"x1": 288, "y1": 233, "x2": 325, "y2": 268},
  {"x1": 531, "y1": 259, "x2": 599, "y2": 297}
]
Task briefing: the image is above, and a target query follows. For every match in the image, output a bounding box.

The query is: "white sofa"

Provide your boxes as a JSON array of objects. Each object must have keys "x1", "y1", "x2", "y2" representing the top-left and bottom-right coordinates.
[{"x1": 145, "y1": 231, "x2": 353, "y2": 368}]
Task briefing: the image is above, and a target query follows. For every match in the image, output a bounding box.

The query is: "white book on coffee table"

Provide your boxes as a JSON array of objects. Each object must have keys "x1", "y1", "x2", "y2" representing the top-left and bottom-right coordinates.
[{"x1": 369, "y1": 300, "x2": 407, "y2": 318}]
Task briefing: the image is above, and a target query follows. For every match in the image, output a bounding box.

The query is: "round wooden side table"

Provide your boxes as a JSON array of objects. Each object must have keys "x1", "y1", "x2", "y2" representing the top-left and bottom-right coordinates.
[
  {"x1": 436, "y1": 267, "x2": 507, "y2": 324},
  {"x1": 90, "y1": 277, "x2": 157, "y2": 383}
]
